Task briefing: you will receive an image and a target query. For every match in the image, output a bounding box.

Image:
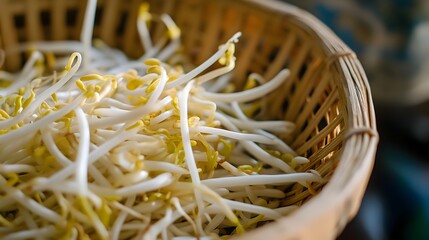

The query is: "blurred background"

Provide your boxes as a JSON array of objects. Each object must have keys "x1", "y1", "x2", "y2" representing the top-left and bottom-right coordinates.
[{"x1": 281, "y1": 0, "x2": 429, "y2": 239}]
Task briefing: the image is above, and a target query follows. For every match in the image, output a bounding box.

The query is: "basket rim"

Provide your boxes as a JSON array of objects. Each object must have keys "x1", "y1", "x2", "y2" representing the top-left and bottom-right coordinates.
[{"x1": 234, "y1": 0, "x2": 379, "y2": 239}]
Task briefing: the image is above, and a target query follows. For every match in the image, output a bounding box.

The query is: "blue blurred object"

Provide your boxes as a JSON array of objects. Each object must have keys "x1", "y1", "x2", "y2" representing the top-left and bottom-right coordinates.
[
  {"x1": 314, "y1": 3, "x2": 369, "y2": 58},
  {"x1": 375, "y1": 140, "x2": 429, "y2": 240},
  {"x1": 338, "y1": 103, "x2": 429, "y2": 240},
  {"x1": 287, "y1": 0, "x2": 429, "y2": 105}
]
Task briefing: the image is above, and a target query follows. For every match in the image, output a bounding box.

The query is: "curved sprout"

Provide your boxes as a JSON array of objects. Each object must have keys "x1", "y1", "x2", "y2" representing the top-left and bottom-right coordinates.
[
  {"x1": 200, "y1": 69, "x2": 290, "y2": 103},
  {"x1": 74, "y1": 107, "x2": 91, "y2": 196}
]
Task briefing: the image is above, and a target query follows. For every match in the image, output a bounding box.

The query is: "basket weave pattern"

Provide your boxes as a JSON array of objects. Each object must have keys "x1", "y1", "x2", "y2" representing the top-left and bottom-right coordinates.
[{"x1": 0, "y1": 0, "x2": 378, "y2": 239}]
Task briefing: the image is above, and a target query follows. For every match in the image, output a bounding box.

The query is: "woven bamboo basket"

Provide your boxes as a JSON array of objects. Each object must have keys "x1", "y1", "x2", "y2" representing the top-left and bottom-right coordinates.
[{"x1": 0, "y1": 0, "x2": 378, "y2": 239}]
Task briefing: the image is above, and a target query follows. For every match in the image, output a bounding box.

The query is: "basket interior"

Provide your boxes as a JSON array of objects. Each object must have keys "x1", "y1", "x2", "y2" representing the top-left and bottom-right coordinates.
[{"x1": 0, "y1": 0, "x2": 346, "y2": 206}]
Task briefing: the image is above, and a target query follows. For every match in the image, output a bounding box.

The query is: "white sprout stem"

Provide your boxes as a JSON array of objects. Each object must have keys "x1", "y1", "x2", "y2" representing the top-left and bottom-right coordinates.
[
  {"x1": 87, "y1": 164, "x2": 112, "y2": 187},
  {"x1": 226, "y1": 188, "x2": 286, "y2": 199},
  {"x1": 133, "y1": 200, "x2": 164, "y2": 214},
  {"x1": 0, "y1": 71, "x2": 14, "y2": 81},
  {"x1": 66, "y1": 204, "x2": 92, "y2": 226},
  {"x1": 0, "y1": 52, "x2": 82, "y2": 130},
  {"x1": 74, "y1": 107, "x2": 90, "y2": 196},
  {"x1": 114, "y1": 165, "x2": 147, "y2": 183},
  {"x1": 230, "y1": 102, "x2": 297, "y2": 155},
  {"x1": 171, "y1": 197, "x2": 198, "y2": 236},
  {"x1": 119, "y1": 73, "x2": 158, "y2": 95},
  {"x1": 225, "y1": 115, "x2": 295, "y2": 134},
  {"x1": 19, "y1": 207, "x2": 41, "y2": 240},
  {"x1": 92, "y1": 107, "x2": 129, "y2": 117},
  {"x1": 83, "y1": 201, "x2": 109, "y2": 239},
  {"x1": 214, "y1": 112, "x2": 295, "y2": 173},
  {"x1": 110, "y1": 202, "x2": 149, "y2": 221},
  {"x1": 112, "y1": 141, "x2": 163, "y2": 156},
  {"x1": 189, "y1": 96, "x2": 217, "y2": 112},
  {"x1": 0, "y1": 94, "x2": 84, "y2": 144},
  {"x1": 2, "y1": 149, "x2": 29, "y2": 164},
  {"x1": 200, "y1": 69, "x2": 289, "y2": 102},
  {"x1": 166, "y1": 32, "x2": 241, "y2": 89},
  {"x1": 196, "y1": 126, "x2": 276, "y2": 145},
  {"x1": 147, "y1": 67, "x2": 168, "y2": 105},
  {"x1": 99, "y1": 42, "x2": 128, "y2": 62},
  {"x1": 161, "y1": 14, "x2": 178, "y2": 37},
  {"x1": 162, "y1": 225, "x2": 169, "y2": 239},
  {"x1": 157, "y1": 14, "x2": 181, "y2": 61},
  {"x1": 11, "y1": 41, "x2": 103, "y2": 57},
  {"x1": 55, "y1": 90, "x2": 81, "y2": 100},
  {"x1": 179, "y1": 81, "x2": 201, "y2": 184},
  {"x1": 143, "y1": 208, "x2": 173, "y2": 240},
  {"x1": 204, "y1": 214, "x2": 225, "y2": 233},
  {"x1": 195, "y1": 184, "x2": 237, "y2": 224},
  {"x1": 2, "y1": 226, "x2": 56, "y2": 240},
  {"x1": 81, "y1": 0, "x2": 97, "y2": 70},
  {"x1": 0, "y1": 131, "x2": 36, "y2": 153},
  {"x1": 208, "y1": 199, "x2": 281, "y2": 220},
  {"x1": 92, "y1": 156, "x2": 125, "y2": 182},
  {"x1": 273, "y1": 206, "x2": 298, "y2": 215},
  {"x1": 172, "y1": 237, "x2": 214, "y2": 240},
  {"x1": 100, "y1": 98, "x2": 134, "y2": 110},
  {"x1": 207, "y1": 73, "x2": 232, "y2": 93},
  {"x1": 120, "y1": 222, "x2": 149, "y2": 231},
  {"x1": 107, "y1": 60, "x2": 146, "y2": 74},
  {"x1": 241, "y1": 141, "x2": 295, "y2": 173},
  {"x1": 0, "y1": 164, "x2": 35, "y2": 174},
  {"x1": 139, "y1": 36, "x2": 168, "y2": 61},
  {"x1": 111, "y1": 196, "x2": 136, "y2": 240},
  {"x1": 150, "y1": 110, "x2": 174, "y2": 125},
  {"x1": 34, "y1": 127, "x2": 140, "y2": 190},
  {"x1": 293, "y1": 156, "x2": 310, "y2": 165},
  {"x1": 40, "y1": 128, "x2": 72, "y2": 166},
  {"x1": 35, "y1": 181, "x2": 100, "y2": 203},
  {"x1": 219, "y1": 161, "x2": 246, "y2": 176},
  {"x1": 143, "y1": 204, "x2": 197, "y2": 240},
  {"x1": 196, "y1": 61, "x2": 235, "y2": 85},
  {"x1": 87, "y1": 129, "x2": 138, "y2": 164},
  {"x1": 178, "y1": 80, "x2": 206, "y2": 236},
  {"x1": 14, "y1": 157, "x2": 32, "y2": 166},
  {"x1": 169, "y1": 225, "x2": 192, "y2": 237},
  {"x1": 137, "y1": 11, "x2": 153, "y2": 52},
  {"x1": 257, "y1": 129, "x2": 297, "y2": 155},
  {"x1": 143, "y1": 160, "x2": 188, "y2": 174},
  {"x1": 21, "y1": 51, "x2": 43, "y2": 75},
  {"x1": 114, "y1": 173, "x2": 173, "y2": 197},
  {"x1": 202, "y1": 173, "x2": 325, "y2": 189},
  {"x1": 0, "y1": 52, "x2": 42, "y2": 96},
  {"x1": 213, "y1": 188, "x2": 230, "y2": 196},
  {"x1": 86, "y1": 57, "x2": 121, "y2": 70},
  {"x1": 139, "y1": 12, "x2": 181, "y2": 62},
  {"x1": 7, "y1": 187, "x2": 63, "y2": 224},
  {"x1": 245, "y1": 186, "x2": 257, "y2": 203},
  {"x1": 157, "y1": 37, "x2": 180, "y2": 62},
  {"x1": 89, "y1": 95, "x2": 171, "y2": 129}
]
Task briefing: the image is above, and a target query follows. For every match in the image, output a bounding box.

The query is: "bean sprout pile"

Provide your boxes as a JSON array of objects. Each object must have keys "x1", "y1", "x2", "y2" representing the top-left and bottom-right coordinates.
[{"x1": 0, "y1": 1, "x2": 325, "y2": 239}]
